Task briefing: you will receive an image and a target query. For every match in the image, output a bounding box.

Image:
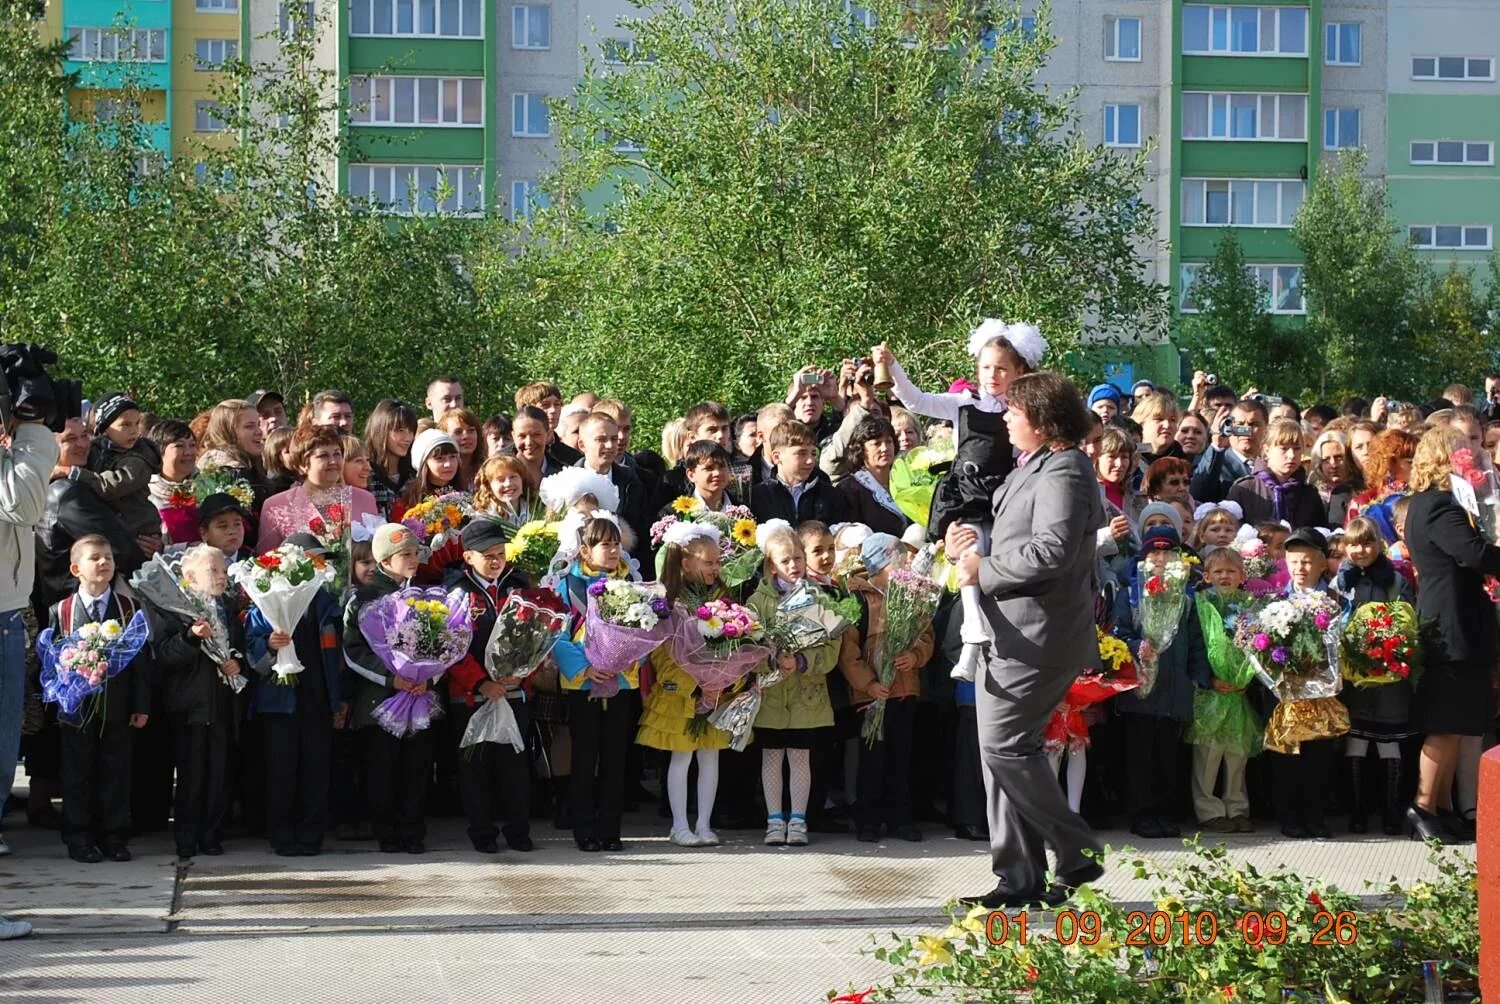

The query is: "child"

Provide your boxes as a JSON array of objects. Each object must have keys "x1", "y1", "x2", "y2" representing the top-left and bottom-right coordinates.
[
  {"x1": 838, "y1": 533, "x2": 935, "y2": 843},
  {"x1": 749, "y1": 420, "x2": 849, "y2": 527},
  {"x1": 52, "y1": 535, "x2": 150, "y2": 862},
  {"x1": 76, "y1": 393, "x2": 164, "y2": 555},
  {"x1": 831, "y1": 522, "x2": 872, "y2": 575},
  {"x1": 197, "y1": 493, "x2": 252, "y2": 562},
  {"x1": 747, "y1": 524, "x2": 841, "y2": 846},
  {"x1": 798, "y1": 521, "x2": 837, "y2": 584},
  {"x1": 245, "y1": 532, "x2": 344, "y2": 856},
  {"x1": 676, "y1": 440, "x2": 734, "y2": 514},
  {"x1": 1227, "y1": 419, "x2": 1329, "y2": 529},
  {"x1": 343, "y1": 524, "x2": 431, "y2": 854},
  {"x1": 147, "y1": 544, "x2": 245, "y2": 858},
  {"x1": 473, "y1": 455, "x2": 536, "y2": 523},
  {"x1": 445, "y1": 518, "x2": 535, "y2": 854},
  {"x1": 1192, "y1": 501, "x2": 1243, "y2": 554},
  {"x1": 798, "y1": 520, "x2": 854, "y2": 832},
  {"x1": 391, "y1": 428, "x2": 465, "y2": 582},
  {"x1": 1187, "y1": 549, "x2": 1261, "y2": 833},
  {"x1": 1259, "y1": 522, "x2": 1290, "y2": 562},
  {"x1": 1269, "y1": 527, "x2": 1341, "y2": 839},
  {"x1": 1112, "y1": 525, "x2": 1211, "y2": 839},
  {"x1": 1332, "y1": 516, "x2": 1414, "y2": 835},
  {"x1": 552, "y1": 514, "x2": 640, "y2": 852}
]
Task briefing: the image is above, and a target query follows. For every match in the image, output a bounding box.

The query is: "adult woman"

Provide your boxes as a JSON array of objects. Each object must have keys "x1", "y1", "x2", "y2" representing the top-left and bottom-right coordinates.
[
  {"x1": 1346, "y1": 429, "x2": 1418, "y2": 536},
  {"x1": 1307, "y1": 430, "x2": 1354, "y2": 528},
  {"x1": 1401, "y1": 425, "x2": 1500, "y2": 842},
  {"x1": 197, "y1": 399, "x2": 267, "y2": 511},
  {"x1": 438, "y1": 407, "x2": 484, "y2": 491},
  {"x1": 341, "y1": 435, "x2": 374, "y2": 493},
  {"x1": 947, "y1": 371, "x2": 1104, "y2": 909},
  {"x1": 1347, "y1": 420, "x2": 1379, "y2": 482},
  {"x1": 1133, "y1": 391, "x2": 1183, "y2": 465},
  {"x1": 1142, "y1": 456, "x2": 1192, "y2": 506},
  {"x1": 837, "y1": 416, "x2": 911, "y2": 538},
  {"x1": 148, "y1": 419, "x2": 200, "y2": 545},
  {"x1": 363, "y1": 399, "x2": 418, "y2": 518},
  {"x1": 257, "y1": 426, "x2": 378, "y2": 553},
  {"x1": 1174, "y1": 411, "x2": 1210, "y2": 467},
  {"x1": 890, "y1": 408, "x2": 924, "y2": 453},
  {"x1": 262, "y1": 427, "x2": 296, "y2": 497}
]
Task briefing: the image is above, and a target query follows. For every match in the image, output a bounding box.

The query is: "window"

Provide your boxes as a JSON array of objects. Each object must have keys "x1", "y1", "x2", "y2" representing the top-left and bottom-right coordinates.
[
  {"x1": 1181, "y1": 178, "x2": 1304, "y2": 228},
  {"x1": 95, "y1": 98, "x2": 139, "y2": 122},
  {"x1": 348, "y1": 163, "x2": 484, "y2": 215},
  {"x1": 194, "y1": 38, "x2": 238, "y2": 69},
  {"x1": 133, "y1": 152, "x2": 164, "y2": 177},
  {"x1": 1409, "y1": 225, "x2": 1493, "y2": 251},
  {"x1": 1105, "y1": 16, "x2": 1140, "y2": 61},
  {"x1": 1409, "y1": 140, "x2": 1494, "y2": 165},
  {"x1": 1324, "y1": 22, "x2": 1360, "y2": 65},
  {"x1": 601, "y1": 37, "x2": 654, "y2": 64},
  {"x1": 1179, "y1": 263, "x2": 1304, "y2": 314},
  {"x1": 69, "y1": 27, "x2": 166, "y2": 63},
  {"x1": 511, "y1": 93, "x2": 549, "y2": 136},
  {"x1": 1181, "y1": 5, "x2": 1307, "y2": 56},
  {"x1": 511, "y1": 4, "x2": 549, "y2": 48},
  {"x1": 1411, "y1": 56, "x2": 1494, "y2": 81},
  {"x1": 1104, "y1": 103, "x2": 1140, "y2": 147},
  {"x1": 980, "y1": 16, "x2": 1036, "y2": 50},
  {"x1": 845, "y1": 0, "x2": 876, "y2": 31},
  {"x1": 194, "y1": 100, "x2": 228, "y2": 131},
  {"x1": 350, "y1": 0, "x2": 481, "y2": 37},
  {"x1": 195, "y1": 0, "x2": 237, "y2": 11},
  {"x1": 510, "y1": 179, "x2": 550, "y2": 221},
  {"x1": 1323, "y1": 107, "x2": 1360, "y2": 149},
  {"x1": 1182, "y1": 91, "x2": 1307, "y2": 141},
  {"x1": 279, "y1": 1, "x2": 315, "y2": 38},
  {"x1": 350, "y1": 76, "x2": 483, "y2": 126}
]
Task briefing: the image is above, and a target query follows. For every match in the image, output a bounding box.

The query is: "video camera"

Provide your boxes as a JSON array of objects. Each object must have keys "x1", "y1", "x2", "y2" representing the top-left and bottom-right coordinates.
[{"x1": 0, "y1": 343, "x2": 84, "y2": 433}]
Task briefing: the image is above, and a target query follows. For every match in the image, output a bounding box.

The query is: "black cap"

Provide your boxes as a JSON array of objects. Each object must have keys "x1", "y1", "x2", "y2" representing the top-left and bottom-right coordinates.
[
  {"x1": 1283, "y1": 526, "x2": 1329, "y2": 556},
  {"x1": 284, "y1": 532, "x2": 329, "y2": 556},
  {"x1": 93, "y1": 392, "x2": 139, "y2": 435},
  {"x1": 246, "y1": 390, "x2": 284, "y2": 411},
  {"x1": 462, "y1": 517, "x2": 512, "y2": 553},
  {"x1": 1137, "y1": 524, "x2": 1181, "y2": 556},
  {"x1": 197, "y1": 492, "x2": 249, "y2": 526}
]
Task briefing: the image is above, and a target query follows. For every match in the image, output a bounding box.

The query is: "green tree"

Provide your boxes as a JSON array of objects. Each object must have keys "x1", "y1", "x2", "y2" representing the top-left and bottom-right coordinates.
[
  {"x1": 1408, "y1": 263, "x2": 1498, "y2": 390},
  {"x1": 1291, "y1": 149, "x2": 1423, "y2": 398},
  {"x1": 475, "y1": 0, "x2": 1168, "y2": 434}
]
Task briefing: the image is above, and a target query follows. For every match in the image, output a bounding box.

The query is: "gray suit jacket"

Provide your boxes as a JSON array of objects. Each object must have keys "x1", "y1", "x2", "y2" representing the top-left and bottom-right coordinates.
[{"x1": 977, "y1": 446, "x2": 1104, "y2": 673}]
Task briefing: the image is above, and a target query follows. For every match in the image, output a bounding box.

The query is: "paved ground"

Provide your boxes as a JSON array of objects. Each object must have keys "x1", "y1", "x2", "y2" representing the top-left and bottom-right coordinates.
[{"x1": 0, "y1": 800, "x2": 1467, "y2": 1004}]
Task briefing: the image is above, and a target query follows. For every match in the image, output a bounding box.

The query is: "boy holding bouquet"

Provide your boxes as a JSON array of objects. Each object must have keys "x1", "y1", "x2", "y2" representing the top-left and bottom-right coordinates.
[
  {"x1": 445, "y1": 518, "x2": 536, "y2": 854},
  {"x1": 51, "y1": 535, "x2": 150, "y2": 863}
]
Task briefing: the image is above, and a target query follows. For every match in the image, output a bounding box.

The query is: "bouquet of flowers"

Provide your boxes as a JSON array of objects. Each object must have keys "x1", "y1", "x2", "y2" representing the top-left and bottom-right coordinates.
[
  {"x1": 229, "y1": 544, "x2": 333, "y2": 685},
  {"x1": 667, "y1": 597, "x2": 773, "y2": 714},
  {"x1": 461, "y1": 590, "x2": 569, "y2": 750},
  {"x1": 1451, "y1": 448, "x2": 1500, "y2": 601},
  {"x1": 1235, "y1": 590, "x2": 1348, "y2": 753},
  {"x1": 862, "y1": 567, "x2": 944, "y2": 745},
  {"x1": 583, "y1": 578, "x2": 670, "y2": 700},
  {"x1": 1134, "y1": 555, "x2": 1191, "y2": 695},
  {"x1": 1342, "y1": 601, "x2": 1421, "y2": 687},
  {"x1": 358, "y1": 586, "x2": 473, "y2": 737},
  {"x1": 401, "y1": 490, "x2": 473, "y2": 548},
  {"x1": 505, "y1": 520, "x2": 561, "y2": 582},
  {"x1": 129, "y1": 553, "x2": 246, "y2": 693},
  {"x1": 306, "y1": 496, "x2": 352, "y2": 595},
  {"x1": 1185, "y1": 590, "x2": 1264, "y2": 758},
  {"x1": 193, "y1": 466, "x2": 256, "y2": 511},
  {"x1": 650, "y1": 499, "x2": 762, "y2": 586},
  {"x1": 1044, "y1": 628, "x2": 1141, "y2": 755},
  {"x1": 889, "y1": 443, "x2": 955, "y2": 528},
  {"x1": 35, "y1": 611, "x2": 150, "y2": 726}
]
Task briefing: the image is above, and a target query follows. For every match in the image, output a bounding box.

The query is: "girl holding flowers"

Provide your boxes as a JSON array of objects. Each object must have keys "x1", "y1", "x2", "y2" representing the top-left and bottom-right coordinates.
[
  {"x1": 363, "y1": 399, "x2": 418, "y2": 518},
  {"x1": 392, "y1": 429, "x2": 467, "y2": 582},
  {"x1": 473, "y1": 455, "x2": 537, "y2": 524}
]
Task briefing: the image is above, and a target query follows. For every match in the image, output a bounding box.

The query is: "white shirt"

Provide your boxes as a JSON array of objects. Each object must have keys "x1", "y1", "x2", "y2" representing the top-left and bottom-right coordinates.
[
  {"x1": 76, "y1": 584, "x2": 113, "y2": 622},
  {"x1": 888, "y1": 358, "x2": 1005, "y2": 423}
]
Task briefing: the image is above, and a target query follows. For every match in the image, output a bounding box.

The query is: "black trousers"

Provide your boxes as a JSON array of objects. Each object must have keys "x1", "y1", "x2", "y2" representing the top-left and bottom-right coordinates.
[
  {"x1": 567, "y1": 691, "x2": 630, "y2": 842},
  {"x1": 131, "y1": 701, "x2": 175, "y2": 833},
  {"x1": 453, "y1": 700, "x2": 532, "y2": 845},
  {"x1": 171, "y1": 718, "x2": 229, "y2": 850},
  {"x1": 60, "y1": 719, "x2": 133, "y2": 849},
  {"x1": 950, "y1": 705, "x2": 987, "y2": 829},
  {"x1": 1124, "y1": 714, "x2": 1183, "y2": 822},
  {"x1": 263, "y1": 702, "x2": 332, "y2": 852},
  {"x1": 329, "y1": 726, "x2": 364, "y2": 826},
  {"x1": 362, "y1": 725, "x2": 433, "y2": 843},
  {"x1": 855, "y1": 696, "x2": 916, "y2": 831},
  {"x1": 1270, "y1": 739, "x2": 1336, "y2": 829}
]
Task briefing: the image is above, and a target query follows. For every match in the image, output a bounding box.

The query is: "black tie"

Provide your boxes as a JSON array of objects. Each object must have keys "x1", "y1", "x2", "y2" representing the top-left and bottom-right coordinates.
[{"x1": 92, "y1": 600, "x2": 105, "y2": 624}]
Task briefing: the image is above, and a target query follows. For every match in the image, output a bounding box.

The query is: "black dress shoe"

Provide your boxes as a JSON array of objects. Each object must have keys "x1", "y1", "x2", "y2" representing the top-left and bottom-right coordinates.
[
  {"x1": 1306, "y1": 823, "x2": 1332, "y2": 840},
  {"x1": 1439, "y1": 809, "x2": 1475, "y2": 842},
  {"x1": 575, "y1": 837, "x2": 602, "y2": 852},
  {"x1": 274, "y1": 846, "x2": 300, "y2": 857},
  {"x1": 1055, "y1": 860, "x2": 1105, "y2": 888},
  {"x1": 601, "y1": 838, "x2": 624, "y2": 852},
  {"x1": 1129, "y1": 819, "x2": 1163, "y2": 839},
  {"x1": 68, "y1": 844, "x2": 103, "y2": 863},
  {"x1": 959, "y1": 885, "x2": 1047, "y2": 910},
  {"x1": 507, "y1": 835, "x2": 534, "y2": 852},
  {"x1": 1155, "y1": 819, "x2": 1181, "y2": 838},
  {"x1": 405, "y1": 840, "x2": 426, "y2": 855},
  {"x1": 856, "y1": 829, "x2": 880, "y2": 843},
  {"x1": 176, "y1": 844, "x2": 197, "y2": 859},
  {"x1": 297, "y1": 845, "x2": 321, "y2": 857},
  {"x1": 379, "y1": 839, "x2": 403, "y2": 853},
  {"x1": 472, "y1": 838, "x2": 500, "y2": 854},
  {"x1": 892, "y1": 825, "x2": 924, "y2": 842},
  {"x1": 953, "y1": 824, "x2": 988, "y2": 842},
  {"x1": 1280, "y1": 824, "x2": 1311, "y2": 839},
  {"x1": 104, "y1": 843, "x2": 132, "y2": 863},
  {"x1": 200, "y1": 841, "x2": 224, "y2": 856},
  {"x1": 1406, "y1": 805, "x2": 1449, "y2": 843}
]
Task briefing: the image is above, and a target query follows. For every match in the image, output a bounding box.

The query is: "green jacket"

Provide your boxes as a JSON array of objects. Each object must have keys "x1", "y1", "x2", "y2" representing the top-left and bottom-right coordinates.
[
  {"x1": 747, "y1": 578, "x2": 840, "y2": 731},
  {"x1": 343, "y1": 569, "x2": 408, "y2": 730}
]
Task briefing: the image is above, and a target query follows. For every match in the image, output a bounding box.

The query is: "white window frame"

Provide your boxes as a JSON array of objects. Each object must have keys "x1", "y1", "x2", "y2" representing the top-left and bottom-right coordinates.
[
  {"x1": 1181, "y1": 5, "x2": 1308, "y2": 57},
  {"x1": 349, "y1": 75, "x2": 484, "y2": 127},
  {"x1": 1181, "y1": 91, "x2": 1307, "y2": 142},
  {"x1": 1408, "y1": 225, "x2": 1493, "y2": 251},
  {"x1": 279, "y1": 1, "x2": 315, "y2": 39},
  {"x1": 509, "y1": 179, "x2": 550, "y2": 222},
  {"x1": 1324, "y1": 22, "x2": 1360, "y2": 65},
  {"x1": 194, "y1": 100, "x2": 228, "y2": 132},
  {"x1": 349, "y1": 0, "x2": 483, "y2": 39},
  {"x1": 70, "y1": 27, "x2": 167, "y2": 63},
  {"x1": 195, "y1": 0, "x2": 237, "y2": 12},
  {"x1": 1323, "y1": 107, "x2": 1360, "y2": 150},
  {"x1": 1103, "y1": 103, "x2": 1141, "y2": 148},
  {"x1": 194, "y1": 38, "x2": 238, "y2": 70},
  {"x1": 1180, "y1": 262, "x2": 1305, "y2": 315},
  {"x1": 1105, "y1": 15, "x2": 1141, "y2": 62},
  {"x1": 511, "y1": 92, "x2": 550, "y2": 137},
  {"x1": 1181, "y1": 178, "x2": 1305, "y2": 229},
  {"x1": 348, "y1": 163, "x2": 485, "y2": 216},
  {"x1": 511, "y1": 4, "x2": 549, "y2": 49},
  {"x1": 1411, "y1": 55, "x2": 1495, "y2": 81},
  {"x1": 1409, "y1": 140, "x2": 1495, "y2": 166}
]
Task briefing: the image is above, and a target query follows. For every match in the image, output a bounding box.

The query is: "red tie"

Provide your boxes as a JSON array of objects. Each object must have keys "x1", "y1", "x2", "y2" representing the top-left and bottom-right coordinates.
[{"x1": 487, "y1": 584, "x2": 499, "y2": 605}]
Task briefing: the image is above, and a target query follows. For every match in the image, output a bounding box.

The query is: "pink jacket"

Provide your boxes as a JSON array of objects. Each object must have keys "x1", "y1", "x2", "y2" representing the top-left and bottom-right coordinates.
[{"x1": 257, "y1": 484, "x2": 378, "y2": 553}]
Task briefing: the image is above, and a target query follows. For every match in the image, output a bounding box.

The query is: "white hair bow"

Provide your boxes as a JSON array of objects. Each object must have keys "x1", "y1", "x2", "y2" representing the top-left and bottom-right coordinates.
[
  {"x1": 1232, "y1": 523, "x2": 1259, "y2": 545},
  {"x1": 1193, "y1": 500, "x2": 1244, "y2": 523},
  {"x1": 663, "y1": 521, "x2": 722, "y2": 549},
  {"x1": 754, "y1": 518, "x2": 791, "y2": 552},
  {"x1": 966, "y1": 318, "x2": 1049, "y2": 369},
  {"x1": 350, "y1": 513, "x2": 384, "y2": 543},
  {"x1": 539, "y1": 468, "x2": 620, "y2": 515}
]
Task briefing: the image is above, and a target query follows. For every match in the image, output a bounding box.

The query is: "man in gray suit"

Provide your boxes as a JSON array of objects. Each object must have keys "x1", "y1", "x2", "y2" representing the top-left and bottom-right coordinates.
[{"x1": 948, "y1": 372, "x2": 1105, "y2": 909}]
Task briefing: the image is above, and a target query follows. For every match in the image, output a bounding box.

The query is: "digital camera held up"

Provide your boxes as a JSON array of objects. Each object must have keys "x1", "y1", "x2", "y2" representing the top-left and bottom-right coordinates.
[{"x1": 0, "y1": 343, "x2": 84, "y2": 433}]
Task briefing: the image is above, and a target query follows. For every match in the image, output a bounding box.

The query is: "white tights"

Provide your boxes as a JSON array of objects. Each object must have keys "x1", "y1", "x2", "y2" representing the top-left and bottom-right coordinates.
[
  {"x1": 667, "y1": 749, "x2": 720, "y2": 835},
  {"x1": 951, "y1": 526, "x2": 994, "y2": 682},
  {"x1": 1047, "y1": 748, "x2": 1088, "y2": 814},
  {"x1": 762, "y1": 748, "x2": 812, "y2": 819}
]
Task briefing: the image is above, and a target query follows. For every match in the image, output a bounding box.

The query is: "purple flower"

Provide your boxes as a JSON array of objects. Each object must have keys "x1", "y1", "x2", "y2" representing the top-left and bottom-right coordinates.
[
  {"x1": 1271, "y1": 646, "x2": 1289, "y2": 664},
  {"x1": 1314, "y1": 611, "x2": 1332, "y2": 631},
  {"x1": 650, "y1": 598, "x2": 668, "y2": 615},
  {"x1": 1252, "y1": 632, "x2": 1271, "y2": 652},
  {"x1": 587, "y1": 579, "x2": 607, "y2": 597}
]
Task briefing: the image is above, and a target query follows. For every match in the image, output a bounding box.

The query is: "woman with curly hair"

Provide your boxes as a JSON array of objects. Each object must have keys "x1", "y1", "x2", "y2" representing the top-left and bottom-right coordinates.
[{"x1": 1345, "y1": 428, "x2": 1419, "y2": 539}]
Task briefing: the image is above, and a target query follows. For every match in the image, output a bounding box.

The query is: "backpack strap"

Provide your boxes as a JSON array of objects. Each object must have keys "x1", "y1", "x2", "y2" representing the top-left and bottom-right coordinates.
[{"x1": 59, "y1": 597, "x2": 74, "y2": 636}]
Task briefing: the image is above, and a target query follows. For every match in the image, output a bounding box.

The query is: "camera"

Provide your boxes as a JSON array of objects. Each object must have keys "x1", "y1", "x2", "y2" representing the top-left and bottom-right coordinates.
[
  {"x1": 856, "y1": 358, "x2": 876, "y2": 386},
  {"x1": 1254, "y1": 392, "x2": 1283, "y2": 407},
  {"x1": 1219, "y1": 417, "x2": 1253, "y2": 438},
  {"x1": 1205, "y1": 373, "x2": 1218, "y2": 386},
  {"x1": 0, "y1": 343, "x2": 84, "y2": 433},
  {"x1": 798, "y1": 371, "x2": 823, "y2": 388}
]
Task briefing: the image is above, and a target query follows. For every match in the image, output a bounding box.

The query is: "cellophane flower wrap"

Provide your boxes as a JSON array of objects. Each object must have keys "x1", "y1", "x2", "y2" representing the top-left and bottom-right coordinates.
[
  {"x1": 862, "y1": 568, "x2": 943, "y2": 746},
  {"x1": 35, "y1": 611, "x2": 150, "y2": 726},
  {"x1": 359, "y1": 586, "x2": 473, "y2": 737},
  {"x1": 401, "y1": 490, "x2": 473, "y2": 548},
  {"x1": 229, "y1": 544, "x2": 333, "y2": 685},
  {"x1": 1134, "y1": 556, "x2": 1191, "y2": 696},
  {"x1": 889, "y1": 444, "x2": 955, "y2": 528},
  {"x1": 1044, "y1": 628, "x2": 1142, "y2": 754},
  {"x1": 193, "y1": 466, "x2": 256, "y2": 511},
  {"x1": 583, "y1": 578, "x2": 669, "y2": 700},
  {"x1": 1235, "y1": 589, "x2": 1349, "y2": 753},
  {"x1": 667, "y1": 597, "x2": 773, "y2": 714},
  {"x1": 130, "y1": 553, "x2": 245, "y2": 693},
  {"x1": 1186, "y1": 590, "x2": 1263, "y2": 758},
  {"x1": 1341, "y1": 601, "x2": 1421, "y2": 687},
  {"x1": 305, "y1": 496, "x2": 351, "y2": 596},
  {"x1": 650, "y1": 499, "x2": 762, "y2": 586},
  {"x1": 461, "y1": 590, "x2": 569, "y2": 751},
  {"x1": 504, "y1": 520, "x2": 561, "y2": 581},
  {"x1": 1451, "y1": 449, "x2": 1500, "y2": 600}
]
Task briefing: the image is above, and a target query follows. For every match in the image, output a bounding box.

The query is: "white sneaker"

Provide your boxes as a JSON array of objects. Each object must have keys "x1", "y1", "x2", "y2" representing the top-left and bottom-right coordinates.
[
  {"x1": 669, "y1": 828, "x2": 698, "y2": 847},
  {"x1": 0, "y1": 919, "x2": 32, "y2": 940},
  {"x1": 949, "y1": 644, "x2": 981, "y2": 682},
  {"x1": 786, "y1": 817, "x2": 809, "y2": 846},
  {"x1": 764, "y1": 818, "x2": 787, "y2": 845},
  {"x1": 694, "y1": 828, "x2": 720, "y2": 847}
]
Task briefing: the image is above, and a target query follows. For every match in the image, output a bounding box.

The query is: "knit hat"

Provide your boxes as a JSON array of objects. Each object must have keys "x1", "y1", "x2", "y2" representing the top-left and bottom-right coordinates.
[
  {"x1": 283, "y1": 532, "x2": 328, "y2": 556},
  {"x1": 860, "y1": 533, "x2": 902, "y2": 576},
  {"x1": 1131, "y1": 379, "x2": 1156, "y2": 396},
  {"x1": 1284, "y1": 526, "x2": 1329, "y2": 556},
  {"x1": 372, "y1": 523, "x2": 421, "y2": 563},
  {"x1": 197, "y1": 492, "x2": 249, "y2": 527},
  {"x1": 1087, "y1": 384, "x2": 1124, "y2": 409},
  {"x1": 93, "y1": 392, "x2": 139, "y2": 435},
  {"x1": 1137, "y1": 500, "x2": 1183, "y2": 538},
  {"x1": 410, "y1": 428, "x2": 457, "y2": 474},
  {"x1": 462, "y1": 517, "x2": 512, "y2": 554},
  {"x1": 1138, "y1": 524, "x2": 1181, "y2": 555}
]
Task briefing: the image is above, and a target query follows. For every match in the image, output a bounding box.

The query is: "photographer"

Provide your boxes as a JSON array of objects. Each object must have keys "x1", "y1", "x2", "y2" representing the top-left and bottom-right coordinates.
[
  {"x1": 1190, "y1": 397, "x2": 1268, "y2": 504},
  {"x1": 819, "y1": 357, "x2": 889, "y2": 485}
]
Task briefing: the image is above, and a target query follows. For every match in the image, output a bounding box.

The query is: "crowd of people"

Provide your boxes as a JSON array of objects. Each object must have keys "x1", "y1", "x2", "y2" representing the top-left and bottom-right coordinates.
[{"x1": 3, "y1": 329, "x2": 1500, "y2": 938}]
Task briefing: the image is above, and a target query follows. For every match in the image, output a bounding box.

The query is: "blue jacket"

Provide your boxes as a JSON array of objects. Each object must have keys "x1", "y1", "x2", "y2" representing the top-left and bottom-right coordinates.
[
  {"x1": 1112, "y1": 562, "x2": 1212, "y2": 721},
  {"x1": 551, "y1": 561, "x2": 642, "y2": 693},
  {"x1": 246, "y1": 589, "x2": 345, "y2": 716}
]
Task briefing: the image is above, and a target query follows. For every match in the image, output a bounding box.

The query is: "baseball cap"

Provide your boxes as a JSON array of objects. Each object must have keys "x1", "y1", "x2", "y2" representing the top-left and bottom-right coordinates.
[{"x1": 373, "y1": 524, "x2": 421, "y2": 563}]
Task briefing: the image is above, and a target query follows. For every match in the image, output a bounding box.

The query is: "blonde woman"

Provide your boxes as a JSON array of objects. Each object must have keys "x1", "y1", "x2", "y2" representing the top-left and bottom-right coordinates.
[{"x1": 659, "y1": 417, "x2": 687, "y2": 467}]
